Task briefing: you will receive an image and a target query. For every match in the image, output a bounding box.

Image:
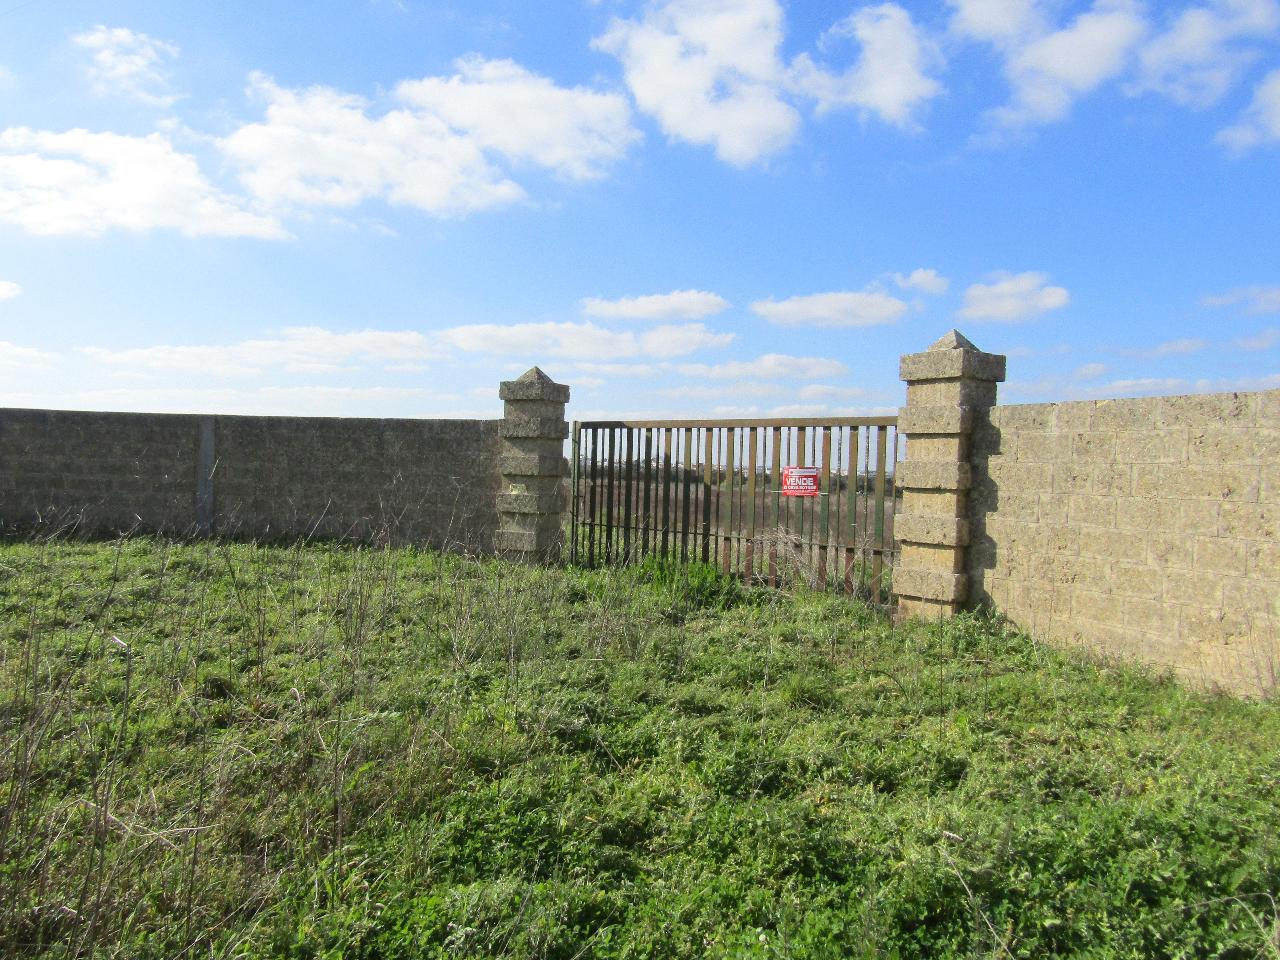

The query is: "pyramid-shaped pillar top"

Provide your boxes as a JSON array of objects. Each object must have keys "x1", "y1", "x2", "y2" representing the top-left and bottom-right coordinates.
[
  {"x1": 929, "y1": 329, "x2": 979, "y2": 351},
  {"x1": 499, "y1": 367, "x2": 570, "y2": 403},
  {"x1": 901, "y1": 330, "x2": 1005, "y2": 383}
]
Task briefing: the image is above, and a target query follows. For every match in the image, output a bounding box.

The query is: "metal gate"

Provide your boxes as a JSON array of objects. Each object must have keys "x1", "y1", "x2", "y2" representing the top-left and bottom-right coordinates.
[{"x1": 569, "y1": 417, "x2": 900, "y2": 602}]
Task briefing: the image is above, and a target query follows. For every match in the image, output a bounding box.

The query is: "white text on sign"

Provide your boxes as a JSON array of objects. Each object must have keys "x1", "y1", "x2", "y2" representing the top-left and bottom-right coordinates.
[{"x1": 781, "y1": 466, "x2": 820, "y2": 497}]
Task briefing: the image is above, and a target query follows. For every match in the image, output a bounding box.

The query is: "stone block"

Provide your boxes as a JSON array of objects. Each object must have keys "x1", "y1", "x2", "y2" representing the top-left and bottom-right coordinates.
[
  {"x1": 1193, "y1": 536, "x2": 1247, "y2": 576},
  {"x1": 897, "y1": 596, "x2": 960, "y2": 620},
  {"x1": 895, "y1": 513, "x2": 969, "y2": 547},
  {"x1": 1090, "y1": 397, "x2": 1158, "y2": 432},
  {"x1": 1219, "y1": 501, "x2": 1280, "y2": 541},
  {"x1": 899, "y1": 542, "x2": 963, "y2": 573},
  {"x1": 894, "y1": 568, "x2": 968, "y2": 603},
  {"x1": 905, "y1": 435, "x2": 967, "y2": 461},
  {"x1": 503, "y1": 398, "x2": 567, "y2": 420},
  {"x1": 903, "y1": 489, "x2": 965, "y2": 517},
  {"x1": 906, "y1": 379, "x2": 999, "y2": 408},
  {"x1": 897, "y1": 405, "x2": 973, "y2": 436},
  {"x1": 899, "y1": 348, "x2": 1006, "y2": 383},
  {"x1": 1114, "y1": 429, "x2": 1188, "y2": 464},
  {"x1": 1071, "y1": 432, "x2": 1116, "y2": 463},
  {"x1": 499, "y1": 452, "x2": 568, "y2": 476},
  {"x1": 1158, "y1": 391, "x2": 1251, "y2": 428},
  {"x1": 897, "y1": 460, "x2": 971, "y2": 491},
  {"x1": 499, "y1": 416, "x2": 569, "y2": 440}
]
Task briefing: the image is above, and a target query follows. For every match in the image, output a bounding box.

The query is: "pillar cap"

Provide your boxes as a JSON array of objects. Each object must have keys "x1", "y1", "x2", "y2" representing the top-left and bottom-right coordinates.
[
  {"x1": 900, "y1": 330, "x2": 1006, "y2": 383},
  {"x1": 499, "y1": 367, "x2": 570, "y2": 403}
]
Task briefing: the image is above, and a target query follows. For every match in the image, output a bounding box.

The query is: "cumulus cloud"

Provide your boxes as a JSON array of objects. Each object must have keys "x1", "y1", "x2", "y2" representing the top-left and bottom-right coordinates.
[
  {"x1": 1203, "y1": 283, "x2": 1280, "y2": 311},
  {"x1": 892, "y1": 267, "x2": 949, "y2": 294},
  {"x1": 72, "y1": 25, "x2": 180, "y2": 107},
  {"x1": 581, "y1": 289, "x2": 728, "y2": 320},
  {"x1": 1217, "y1": 68, "x2": 1280, "y2": 149},
  {"x1": 0, "y1": 128, "x2": 286, "y2": 238},
  {"x1": 439, "y1": 321, "x2": 730, "y2": 360},
  {"x1": 948, "y1": 0, "x2": 1046, "y2": 46},
  {"x1": 791, "y1": 3, "x2": 942, "y2": 128},
  {"x1": 594, "y1": 0, "x2": 941, "y2": 165},
  {"x1": 395, "y1": 56, "x2": 639, "y2": 180},
  {"x1": 993, "y1": 0, "x2": 1149, "y2": 126},
  {"x1": 81, "y1": 326, "x2": 438, "y2": 378},
  {"x1": 959, "y1": 271, "x2": 1070, "y2": 321},
  {"x1": 751, "y1": 290, "x2": 908, "y2": 327},
  {"x1": 1132, "y1": 0, "x2": 1280, "y2": 108},
  {"x1": 0, "y1": 280, "x2": 20, "y2": 301},
  {"x1": 593, "y1": 0, "x2": 800, "y2": 166},
  {"x1": 221, "y1": 61, "x2": 637, "y2": 216},
  {"x1": 677, "y1": 353, "x2": 848, "y2": 379}
]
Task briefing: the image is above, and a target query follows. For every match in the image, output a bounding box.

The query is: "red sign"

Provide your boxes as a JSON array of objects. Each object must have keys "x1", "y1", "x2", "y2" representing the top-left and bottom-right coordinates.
[{"x1": 781, "y1": 466, "x2": 820, "y2": 497}]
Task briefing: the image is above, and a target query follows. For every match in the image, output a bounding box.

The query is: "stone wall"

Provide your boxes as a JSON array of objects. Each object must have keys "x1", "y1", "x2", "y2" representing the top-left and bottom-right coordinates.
[
  {"x1": 966, "y1": 389, "x2": 1279, "y2": 692},
  {"x1": 0, "y1": 407, "x2": 507, "y2": 550}
]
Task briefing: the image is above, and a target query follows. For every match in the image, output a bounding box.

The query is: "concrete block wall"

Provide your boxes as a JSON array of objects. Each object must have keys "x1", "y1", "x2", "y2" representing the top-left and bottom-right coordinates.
[
  {"x1": 0, "y1": 370, "x2": 571, "y2": 552},
  {"x1": 966, "y1": 389, "x2": 1279, "y2": 692}
]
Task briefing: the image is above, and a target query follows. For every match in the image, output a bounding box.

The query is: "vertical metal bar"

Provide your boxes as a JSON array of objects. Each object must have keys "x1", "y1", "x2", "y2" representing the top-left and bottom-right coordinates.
[
  {"x1": 722, "y1": 427, "x2": 735, "y2": 575},
  {"x1": 681, "y1": 427, "x2": 693, "y2": 563},
  {"x1": 570, "y1": 421, "x2": 581, "y2": 564},
  {"x1": 587, "y1": 427, "x2": 598, "y2": 566},
  {"x1": 818, "y1": 425, "x2": 832, "y2": 590},
  {"x1": 641, "y1": 428, "x2": 653, "y2": 560},
  {"x1": 873, "y1": 426, "x2": 888, "y2": 604},
  {"x1": 662, "y1": 428, "x2": 673, "y2": 560},
  {"x1": 621, "y1": 428, "x2": 634, "y2": 563},
  {"x1": 770, "y1": 426, "x2": 781, "y2": 587},
  {"x1": 746, "y1": 426, "x2": 758, "y2": 583},
  {"x1": 604, "y1": 428, "x2": 616, "y2": 565},
  {"x1": 706, "y1": 427, "x2": 716, "y2": 563}
]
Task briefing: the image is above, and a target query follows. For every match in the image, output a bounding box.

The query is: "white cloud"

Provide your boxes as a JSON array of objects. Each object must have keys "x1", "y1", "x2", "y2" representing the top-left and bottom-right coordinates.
[
  {"x1": 221, "y1": 74, "x2": 520, "y2": 215},
  {"x1": 892, "y1": 267, "x2": 949, "y2": 294},
  {"x1": 567, "y1": 361, "x2": 663, "y2": 377},
  {"x1": 678, "y1": 353, "x2": 848, "y2": 379},
  {"x1": 581, "y1": 289, "x2": 728, "y2": 320},
  {"x1": 751, "y1": 290, "x2": 908, "y2": 327},
  {"x1": 1073, "y1": 362, "x2": 1109, "y2": 379},
  {"x1": 1132, "y1": 0, "x2": 1280, "y2": 108},
  {"x1": 394, "y1": 56, "x2": 639, "y2": 180},
  {"x1": 71, "y1": 25, "x2": 180, "y2": 107},
  {"x1": 796, "y1": 383, "x2": 870, "y2": 400},
  {"x1": 595, "y1": 0, "x2": 941, "y2": 164},
  {"x1": 959, "y1": 271, "x2": 1070, "y2": 321},
  {"x1": 1234, "y1": 327, "x2": 1280, "y2": 349},
  {"x1": 0, "y1": 280, "x2": 20, "y2": 301},
  {"x1": 1150, "y1": 337, "x2": 1208, "y2": 355},
  {"x1": 791, "y1": 3, "x2": 942, "y2": 128},
  {"x1": 1217, "y1": 68, "x2": 1280, "y2": 149},
  {"x1": 594, "y1": 0, "x2": 799, "y2": 166},
  {"x1": 221, "y1": 61, "x2": 637, "y2": 217},
  {"x1": 81, "y1": 326, "x2": 439, "y2": 378},
  {"x1": 994, "y1": 0, "x2": 1149, "y2": 126},
  {"x1": 0, "y1": 341, "x2": 57, "y2": 369},
  {"x1": 1203, "y1": 283, "x2": 1280, "y2": 311},
  {"x1": 948, "y1": 0, "x2": 1046, "y2": 46},
  {"x1": 660, "y1": 381, "x2": 783, "y2": 399},
  {"x1": 439, "y1": 320, "x2": 730, "y2": 360},
  {"x1": 641, "y1": 323, "x2": 733, "y2": 357},
  {"x1": 0, "y1": 127, "x2": 286, "y2": 238}
]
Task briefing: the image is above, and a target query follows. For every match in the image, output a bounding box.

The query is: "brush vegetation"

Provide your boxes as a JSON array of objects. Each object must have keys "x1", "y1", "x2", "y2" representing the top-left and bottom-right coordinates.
[{"x1": 0, "y1": 538, "x2": 1277, "y2": 958}]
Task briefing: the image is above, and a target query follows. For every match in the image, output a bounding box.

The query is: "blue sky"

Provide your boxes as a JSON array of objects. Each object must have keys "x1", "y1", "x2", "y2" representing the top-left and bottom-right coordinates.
[{"x1": 1, "y1": 0, "x2": 1278, "y2": 420}]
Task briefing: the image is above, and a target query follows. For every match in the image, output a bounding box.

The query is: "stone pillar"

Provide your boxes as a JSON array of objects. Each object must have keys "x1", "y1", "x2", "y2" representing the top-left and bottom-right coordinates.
[
  {"x1": 894, "y1": 331, "x2": 1005, "y2": 619},
  {"x1": 496, "y1": 367, "x2": 570, "y2": 561}
]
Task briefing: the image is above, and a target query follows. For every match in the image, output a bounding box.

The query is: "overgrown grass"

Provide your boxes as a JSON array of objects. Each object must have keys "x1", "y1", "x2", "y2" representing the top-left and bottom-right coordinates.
[{"x1": 0, "y1": 538, "x2": 1277, "y2": 958}]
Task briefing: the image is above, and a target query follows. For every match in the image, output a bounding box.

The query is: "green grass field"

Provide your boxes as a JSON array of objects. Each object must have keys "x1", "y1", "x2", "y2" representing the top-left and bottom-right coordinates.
[{"x1": 1, "y1": 538, "x2": 1277, "y2": 958}]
